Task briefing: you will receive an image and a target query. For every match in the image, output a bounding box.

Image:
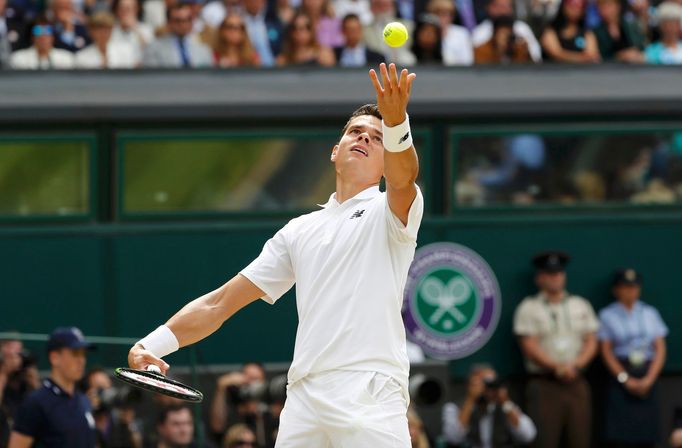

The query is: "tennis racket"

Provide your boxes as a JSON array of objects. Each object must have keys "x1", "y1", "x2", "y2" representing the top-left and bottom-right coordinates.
[{"x1": 114, "y1": 365, "x2": 204, "y2": 403}]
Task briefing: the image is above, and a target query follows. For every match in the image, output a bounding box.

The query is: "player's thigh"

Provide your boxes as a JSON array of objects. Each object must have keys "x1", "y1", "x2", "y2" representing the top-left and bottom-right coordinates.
[
  {"x1": 275, "y1": 384, "x2": 331, "y2": 448},
  {"x1": 330, "y1": 373, "x2": 410, "y2": 448}
]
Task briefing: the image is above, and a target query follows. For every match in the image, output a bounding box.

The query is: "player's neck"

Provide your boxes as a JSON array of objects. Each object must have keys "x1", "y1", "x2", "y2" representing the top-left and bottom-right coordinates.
[
  {"x1": 50, "y1": 370, "x2": 76, "y2": 395},
  {"x1": 335, "y1": 177, "x2": 378, "y2": 204}
]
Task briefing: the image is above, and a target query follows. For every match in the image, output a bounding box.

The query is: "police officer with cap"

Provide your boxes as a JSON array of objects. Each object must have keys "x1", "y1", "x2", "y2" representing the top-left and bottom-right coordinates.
[
  {"x1": 513, "y1": 251, "x2": 599, "y2": 448},
  {"x1": 598, "y1": 268, "x2": 668, "y2": 448},
  {"x1": 8, "y1": 327, "x2": 96, "y2": 448}
]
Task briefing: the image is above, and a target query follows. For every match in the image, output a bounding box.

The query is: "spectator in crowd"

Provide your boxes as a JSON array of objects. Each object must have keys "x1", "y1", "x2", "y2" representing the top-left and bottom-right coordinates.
[
  {"x1": 474, "y1": 15, "x2": 534, "y2": 63},
  {"x1": 363, "y1": 0, "x2": 416, "y2": 64},
  {"x1": 300, "y1": 0, "x2": 343, "y2": 48},
  {"x1": 334, "y1": 13, "x2": 385, "y2": 66},
  {"x1": 472, "y1": 0, "x2": 542, "y2": 61},
  {"x1": 110, "y1": 0, "x2": 154, "y2": 66},
  {"x1": 143, "y1": 2, "x2": 213, "y2": 67},
  {"x1": 276, "y1": 12, "x2": 335, "y2": 65},
  {"x1": 441, "y1": 364, "x2": 536, "y2": 448},
  {"x1": 84, "y1": 367, "x2": 143, "y2": 448},
  {"x1": 407, "y1": 407, "x2": 430, "y2": 448},
  {"x1": 599, "y1": 268, "x2": 668, "y2": 448},
  {"x1": 334, "y1": 0, "x2": 373, "y2": 25},
  {"x1": 541, "y1": 0, "x2": 600, "y2": 62},
  {"x1": 49, "y1": 0, "x2": 91, "y2": 52},
  {"x1": 11, "y1": 18, "x2": 75, "y2": 68},
  {"x1": 645, "y1": 2, "x2": 682, "y2": 64},
  {"x1": 513, "y1": 251, "x2": 599, "y2": 448},
  {"x1": 210, "y1": 362, "x2": 277, "y2": 447},
  {"x1": 239, "y1": 0, "x2": 283, "y2": 66},
  {"x1": 275, "y1": 0, "x2": 294, "y2": 26},
  {"x1": 8, "y1": 327, "x2": 96, "y2": 448},
  {"x1": 201, "y1": 0, "x2": 241, "y2": 28},
  {"x1": 155, "y1": 404, "x2": 196, "y2": 448},
  {"x1": 626, "y1": 0, "x2": 654, "y2": 44},
  {"x1": 75, "y1": 11, "x2": 136, "y2": 68},
  {"x1": 0, "y1": 338, "x2": 38, "y2": 447},
  {"x1": 213, "y1": 13, "x2": 260, "y2": 66},
  {"x1": 593, "y1": 0, "x2": 645, "y2": 62},
  {"x1": 411, "y1": 13, "x2": 443, "y2": 63},
  {"x1": 223, "y1": 423, "x2": 257, "y2": 447},
  {"x1": 1, "y1": 0, "x2": 31, "y2": 53},
  {"x1": 426, "y1": 0, "x2": 473, "y2": 65}
]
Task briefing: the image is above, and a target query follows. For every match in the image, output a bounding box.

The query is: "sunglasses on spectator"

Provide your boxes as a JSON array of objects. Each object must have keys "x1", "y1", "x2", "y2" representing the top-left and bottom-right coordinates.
[
  {"x1": 230, "y1": 441, "x2": 255, "y2": 447},
  {"x1": 32, "y1": 25, "x2": 53, "y2": 36},
  {"x1": 171, "y1": 16, "x2": 192, "y2": 22},
  {"x1": 222, "y1": 23, "x2": 245, "y2": 30},
  {"x1": 293, "y1": 23, "x2": 312, "y2": 30}
]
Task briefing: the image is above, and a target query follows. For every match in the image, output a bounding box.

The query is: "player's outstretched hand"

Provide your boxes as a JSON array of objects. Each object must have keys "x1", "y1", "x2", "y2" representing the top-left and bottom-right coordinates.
[
  {"x1": 128, "y1": 343, "x2": 170, "y2": 375},
  {"x1": 368, "y1": 62, "x2": 416, "y2": 127}
]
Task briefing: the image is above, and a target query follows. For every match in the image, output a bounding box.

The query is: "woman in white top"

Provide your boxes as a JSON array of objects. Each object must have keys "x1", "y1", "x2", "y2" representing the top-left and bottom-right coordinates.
[
  {"x1": 110, "y1": 0, "x2": 154, "y2": 65},
  {"x1": 427, "y1": 0, "x2": 473, "y2": 65},
  {"x1": 75, "y1": 11, "x2": 137, "y2": 68}
]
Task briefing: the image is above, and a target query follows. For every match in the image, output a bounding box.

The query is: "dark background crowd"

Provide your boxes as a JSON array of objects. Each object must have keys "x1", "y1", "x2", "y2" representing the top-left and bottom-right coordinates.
[{"x1": 0, "y1": 0, "x2": 681, "y2": 69}]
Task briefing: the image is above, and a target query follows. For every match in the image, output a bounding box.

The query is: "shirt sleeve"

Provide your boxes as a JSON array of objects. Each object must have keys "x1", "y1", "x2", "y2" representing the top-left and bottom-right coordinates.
[
  {"x1": 649, "y1": 307, "x2": 669, "y2": 339},
  {"x1": 580, "y1": 299, "x2": 600, "y2": 333},
  {"x1": 509, "y1": 411, "x2": 537, "y2": 443},
  {"x1": 597, "y1": 309, "x2": 616, "y2": 341},
  {"x1": 12, "y1": 395, "x2": 46, "y2": 439},
  {"x1": 385, "y1": 185, "x2": 424, "y2": 244},
  {"x1": 513, "y1": 300, "x2": 539, "y2": 336},
  {"x1": 240, "y1": 226, "x2": 295, "y2": 304},
  {"x1": 441, "y1": 402, "x2": 467, "y2": 444}
]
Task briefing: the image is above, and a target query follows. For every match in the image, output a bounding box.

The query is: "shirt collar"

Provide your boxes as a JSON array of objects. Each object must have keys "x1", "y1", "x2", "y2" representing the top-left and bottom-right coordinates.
[
  {"x1": 44, "y1": 378, "x2": 69, "y2": 397},
  {"x1": 319, "y1": 185, "x2": 380, "y2": 209},
  {"x1": 537, "y1": 290, "x2": 569, "y2": 303},
  {"x1": 616, "y1": 300, "x2": 641, "y2": 314}
]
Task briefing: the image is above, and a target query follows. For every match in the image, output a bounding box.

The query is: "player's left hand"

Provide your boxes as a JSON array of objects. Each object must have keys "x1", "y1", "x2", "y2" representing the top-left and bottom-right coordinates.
[{"x1": 369, "y1": 63, "x2": 416, "y2": 127}]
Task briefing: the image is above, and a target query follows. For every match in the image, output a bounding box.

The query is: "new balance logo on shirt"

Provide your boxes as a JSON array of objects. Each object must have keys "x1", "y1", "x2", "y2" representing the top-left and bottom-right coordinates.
[{"x1": 350, "y1": 210, "x2": 365, "y2": 219}]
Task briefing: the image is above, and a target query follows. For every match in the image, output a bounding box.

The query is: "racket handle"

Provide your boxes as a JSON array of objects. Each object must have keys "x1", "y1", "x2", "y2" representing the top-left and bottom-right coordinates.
[{"x1": 147, "y1": 365, "x2": 162, "y2": 374}]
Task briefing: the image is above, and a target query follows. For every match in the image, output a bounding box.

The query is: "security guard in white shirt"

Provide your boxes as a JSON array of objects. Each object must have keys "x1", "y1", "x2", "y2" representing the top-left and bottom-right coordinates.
[
  {"x1": 128, "y1": 63, "x2": 422, "y2": 448},
  {"x1": 513, "y1": 251, "x2": 599, "y2": 448}
]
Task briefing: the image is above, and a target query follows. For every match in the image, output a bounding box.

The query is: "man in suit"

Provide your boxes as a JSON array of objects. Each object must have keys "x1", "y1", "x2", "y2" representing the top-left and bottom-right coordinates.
[
  {"x1": 143, "y1": 2, "x2": 213, "y2": 67},
  {"x1": 335, "y1": 13, "x2": 385, "y2": 66},
  {"x1": 1, "y1": 0, "x2": 32, "y2": 55},
  {"x1": 49, "y1": 0, "x2": 91, "y2": 52}
]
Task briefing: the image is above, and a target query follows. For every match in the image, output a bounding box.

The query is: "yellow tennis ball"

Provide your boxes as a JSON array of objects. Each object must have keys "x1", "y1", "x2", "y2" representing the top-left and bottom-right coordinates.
[{"x1": 383, "y1": 22, "x2": 408, "y2": 48}]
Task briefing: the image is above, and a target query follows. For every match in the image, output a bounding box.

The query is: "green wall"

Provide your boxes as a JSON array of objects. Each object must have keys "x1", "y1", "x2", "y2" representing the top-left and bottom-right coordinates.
[{"x1": 2, "y1": 213, "x2": 680, "y2": 376}]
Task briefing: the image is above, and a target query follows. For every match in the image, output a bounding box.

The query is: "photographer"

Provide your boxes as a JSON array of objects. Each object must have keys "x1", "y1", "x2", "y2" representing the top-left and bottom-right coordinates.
[
  {"x1": 84, "y1": 367, "x2": 143, "y2": 448},
  {"x1": 474, "y1": 16, "x2": 534, "y2": 64},
  {"x1": 1, "y1": 339, "x2": 39, "y2": 447},
  {"x1": 441, "y1": 364, "x2": 536, "y2": 448},
  {"x1": 210, "y1": 362, "x2": 278, "y2": 447}
]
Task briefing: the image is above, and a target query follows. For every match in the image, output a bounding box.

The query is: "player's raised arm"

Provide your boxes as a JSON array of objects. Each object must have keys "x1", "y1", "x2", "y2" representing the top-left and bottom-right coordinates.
[
  {"x1": 369, "y1": 62, "x2": 418, "y2": 225},
  {"x1": 128, "y1": 274, "x2": 263, "y2": 374}
]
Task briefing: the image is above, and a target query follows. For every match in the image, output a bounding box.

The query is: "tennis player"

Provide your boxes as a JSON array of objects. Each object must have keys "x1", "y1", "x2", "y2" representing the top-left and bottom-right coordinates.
[{"x1": 129, "y1": 62, "x2": 421, "y2": 447}]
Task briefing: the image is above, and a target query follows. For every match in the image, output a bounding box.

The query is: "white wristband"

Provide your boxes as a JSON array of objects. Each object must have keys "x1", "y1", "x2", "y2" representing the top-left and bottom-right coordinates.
[
  {"x1": 382, "y1": 115, "x2": 412, "y2": 153},
  {"x1": 137, "y1": 325, "x2": 179, "y2": 358}
]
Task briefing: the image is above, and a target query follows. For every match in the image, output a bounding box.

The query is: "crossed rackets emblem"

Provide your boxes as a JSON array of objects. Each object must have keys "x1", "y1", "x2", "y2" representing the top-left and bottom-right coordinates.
[{"x1": 420, "y1": 276, "x2": 472, "y2": 326}]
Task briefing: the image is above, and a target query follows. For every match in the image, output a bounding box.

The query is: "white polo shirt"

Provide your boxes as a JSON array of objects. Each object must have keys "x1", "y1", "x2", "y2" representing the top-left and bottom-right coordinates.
[{"x1": 241, "y1": 185, "x2": 423, "y2": 393}]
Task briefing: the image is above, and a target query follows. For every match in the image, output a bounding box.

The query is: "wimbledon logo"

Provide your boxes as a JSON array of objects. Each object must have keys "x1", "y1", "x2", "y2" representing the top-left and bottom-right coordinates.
[{"x1": 402, "y1": 242, "x2": 501, "y2": 360}]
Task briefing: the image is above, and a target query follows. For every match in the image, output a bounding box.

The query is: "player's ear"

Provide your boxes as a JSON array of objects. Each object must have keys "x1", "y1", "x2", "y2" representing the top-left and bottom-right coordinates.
[{"x1": 330, "y1": 144, "x2": 339, "y2": 162}]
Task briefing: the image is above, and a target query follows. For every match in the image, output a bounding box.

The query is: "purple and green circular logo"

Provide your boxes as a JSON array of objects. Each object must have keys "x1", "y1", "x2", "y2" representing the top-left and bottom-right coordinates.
[{"x1": 402, "y1": 242, "x2": 501, "y2": 360}]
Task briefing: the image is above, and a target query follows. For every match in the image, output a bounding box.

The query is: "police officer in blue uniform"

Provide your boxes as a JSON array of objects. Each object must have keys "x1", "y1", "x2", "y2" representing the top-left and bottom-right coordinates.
[
  {"x1": 598, "y1": 269, "x2": 668, "y2": 448},
  {"x1": 8, "y1": 327, "x2": 97, "y2": 448}
]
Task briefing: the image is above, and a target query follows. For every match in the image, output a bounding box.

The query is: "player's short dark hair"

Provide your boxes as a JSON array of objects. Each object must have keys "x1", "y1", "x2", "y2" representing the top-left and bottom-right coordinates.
[
  {"x1": 157, "y1": 404, "x2": 192, "y2": 425},
  {"x1": 340, "y1": 104, "x2": 382, "y2": 139}
]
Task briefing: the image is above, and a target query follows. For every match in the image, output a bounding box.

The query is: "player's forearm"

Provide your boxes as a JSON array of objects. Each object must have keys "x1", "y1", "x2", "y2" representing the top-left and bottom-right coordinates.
[
  {"x1": 384, "y1": 147, "x2": 419, "y2": 191},
  {"x1": 166, "y1": 274, "x2": 262, "y2": 348}
]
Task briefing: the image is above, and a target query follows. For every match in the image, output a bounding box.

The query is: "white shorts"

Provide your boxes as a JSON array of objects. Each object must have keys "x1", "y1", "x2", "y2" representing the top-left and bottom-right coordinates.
[{"x1": 275, "y1": 370, "x2": 410, "y2": 448}]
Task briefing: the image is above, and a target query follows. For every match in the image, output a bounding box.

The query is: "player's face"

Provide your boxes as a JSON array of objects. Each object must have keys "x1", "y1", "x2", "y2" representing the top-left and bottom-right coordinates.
[{"x1": 332, "y1": 115, "x2": 384, "y2": 182}]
